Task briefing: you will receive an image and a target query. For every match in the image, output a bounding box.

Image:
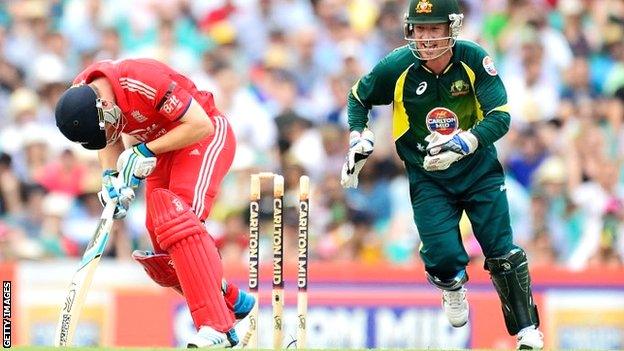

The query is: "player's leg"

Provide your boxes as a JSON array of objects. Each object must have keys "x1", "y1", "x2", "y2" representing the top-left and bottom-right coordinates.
[
  {"x1": 464, "y1": 172, "x2": 542, "y2": 349},
  {"x1": 131, "y1": 154, "x2": 189, "y2": 295},
  {"x1": 406, "y1": 163, "x2": 469, "y2": 327},
  {"x1": 131, "y1": 250, "x2": 253, "y2": 320},
  {"x1": 168, "y1": 116, "x2": 253, "y2": 333},
  {"x1": 137, "y1": 118, "x2": 252, "y2": 322},
  {"x1": 149, "y1": 188, "x2": 237, "y2": 347}
]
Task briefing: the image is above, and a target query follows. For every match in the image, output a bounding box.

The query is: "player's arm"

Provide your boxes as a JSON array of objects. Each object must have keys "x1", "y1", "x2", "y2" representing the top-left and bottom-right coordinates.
[
  {"x1": 468, "y1": 48, "x2": 511, "y2": 147},
  {"x1": 342, "y1": 54, "x2": 404, "y2": 187},
  {"x1": 347, "y1": 55, "x2": 400, "y2": 132},
  {"x1": 145, "y1": 99, "x2": 214, "y2": 155},
  {"x1": 98, "y1": 136, "x2": 125, "y2": 170}
]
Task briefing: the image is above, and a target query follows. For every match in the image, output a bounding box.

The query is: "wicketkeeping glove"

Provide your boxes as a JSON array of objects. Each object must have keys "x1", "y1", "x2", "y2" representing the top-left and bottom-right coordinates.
[
  {"x1": 116, "y1": 143, "x2": 157, "y2": 188},
  {"x1": 340, "y1": 130, "x2": 375, "y2": 188},
  {"x1": 423, "y1": 130, "x2": 478, "y2": 171},
  {"x1": 98, "y1": 169, "x2": 135, "y2": 219}
]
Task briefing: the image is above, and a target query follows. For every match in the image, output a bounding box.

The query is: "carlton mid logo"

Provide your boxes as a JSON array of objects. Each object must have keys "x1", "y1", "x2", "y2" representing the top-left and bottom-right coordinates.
[{"x1": 426, "y1": 107, "x2": 458, "y2": 135}]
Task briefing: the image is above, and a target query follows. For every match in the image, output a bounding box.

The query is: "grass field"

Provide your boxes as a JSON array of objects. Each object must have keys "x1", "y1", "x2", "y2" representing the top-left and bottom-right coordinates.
[
  {"x1": 6, "y1": 346, "x2": 428, "y2": 351},
  {"x1": 9, "y1": 348, "x2": 223, "y2": 351},
  {"x1": 11, "y1": 348, "x2": 182, "y2": 351}
]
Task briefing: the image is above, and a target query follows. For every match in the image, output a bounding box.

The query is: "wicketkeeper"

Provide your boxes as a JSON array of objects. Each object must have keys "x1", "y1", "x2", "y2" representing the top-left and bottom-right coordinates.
[{"x1": 341, "y1": 0, "x2": 543, "y2": 349}]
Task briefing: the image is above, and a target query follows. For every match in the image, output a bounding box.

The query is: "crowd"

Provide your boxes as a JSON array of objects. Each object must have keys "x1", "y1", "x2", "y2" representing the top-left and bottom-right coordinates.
[{"x1": 0, "y1": 0, "x2": 622, "y2": 270}]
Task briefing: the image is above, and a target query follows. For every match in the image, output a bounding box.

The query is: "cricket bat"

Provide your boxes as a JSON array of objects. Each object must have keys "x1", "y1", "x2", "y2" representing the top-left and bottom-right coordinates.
[{"x1": 53, "y1": 199, "x2": 117, "y2": 346}]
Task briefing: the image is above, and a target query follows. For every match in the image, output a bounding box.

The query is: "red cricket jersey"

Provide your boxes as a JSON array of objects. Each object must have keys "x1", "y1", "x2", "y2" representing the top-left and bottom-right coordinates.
[{"x1": 73, "y1": 58, "x2": 221, "y2": 143}]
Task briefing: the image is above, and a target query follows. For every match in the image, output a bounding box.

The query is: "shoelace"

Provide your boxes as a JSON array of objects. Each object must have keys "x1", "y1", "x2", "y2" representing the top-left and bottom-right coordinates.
[{"x1": 444, "y1": 290, "x2": 466, "y2": 309}]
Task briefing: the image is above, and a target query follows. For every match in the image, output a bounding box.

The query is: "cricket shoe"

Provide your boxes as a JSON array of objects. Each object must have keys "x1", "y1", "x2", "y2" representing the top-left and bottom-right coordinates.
[
  {"x1": 516, "y1": 325, "x2": 543, "y2": 350},
  {"x1": 442, "y1": 287, "x2": 469, "y2": 327},
  {"x1": 233, "y1": 289, "x2": 256, "y2": 321},
  {"x1": 187, "y1": 326, "x2": 238, "y2": 348}
]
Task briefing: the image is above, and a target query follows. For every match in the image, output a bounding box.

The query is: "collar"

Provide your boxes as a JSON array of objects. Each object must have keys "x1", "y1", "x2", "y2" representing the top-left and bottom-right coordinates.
[{"x1": 83, "y1": 62, "x2": 128, "y2": 109}]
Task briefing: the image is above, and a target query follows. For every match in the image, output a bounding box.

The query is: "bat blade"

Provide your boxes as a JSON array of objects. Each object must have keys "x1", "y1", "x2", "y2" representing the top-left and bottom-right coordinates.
[{"x1": 53, "y1": 201, "x2": 116, "y2": 347}]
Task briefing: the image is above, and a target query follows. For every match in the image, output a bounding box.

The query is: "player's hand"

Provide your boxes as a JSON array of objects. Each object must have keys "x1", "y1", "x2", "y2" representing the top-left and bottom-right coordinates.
[
  {"x1": 426, "y1": 130, "x2": 478, "y2": 156},
  {"x1": 340, "y1": 130, "x2": 375, "y2": 188},
  {"x1": 98, "y1": 169, "x2": 135, "y2": 219},
  {"x1": 423, "y1": 130, "x2": 478, "y2": 171},
  {"x1": 116, "y1": 143, "x2": 157, "y2": 188}
]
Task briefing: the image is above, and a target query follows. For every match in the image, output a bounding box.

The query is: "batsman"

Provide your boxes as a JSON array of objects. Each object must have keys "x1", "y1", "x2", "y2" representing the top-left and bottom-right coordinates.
[
  {"x1": 54, "y1": 58, "x2": 255, "y2": 348},
  {"x1": 341, "y1": 0, "x2": 543, "y2": 349}
]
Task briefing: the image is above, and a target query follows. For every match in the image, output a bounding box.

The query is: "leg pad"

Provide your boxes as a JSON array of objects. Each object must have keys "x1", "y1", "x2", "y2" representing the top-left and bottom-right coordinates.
[
  {"x1": 485, "y1": 248, "x2": 540, "y2": 335},
  {"x1": 149, "y1": 188, "x2": 234, "y2": 332}
]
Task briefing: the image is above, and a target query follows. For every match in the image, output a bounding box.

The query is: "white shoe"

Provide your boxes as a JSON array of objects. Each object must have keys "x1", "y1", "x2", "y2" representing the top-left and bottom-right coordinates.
[
  {"x1": 442, "y1": 287, "x2": 469, "y2": 327},
  {"x1": 187, "y1": 325, "x2": 238, "y2": 348},
  {"x1": 516, "y1": 325, "x2": 543, "y2": 350}
]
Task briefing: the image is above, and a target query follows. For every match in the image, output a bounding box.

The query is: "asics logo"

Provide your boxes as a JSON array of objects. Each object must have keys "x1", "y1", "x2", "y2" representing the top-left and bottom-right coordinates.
[{"x1": 416, "y1": 82, "x2": 427, "y2": 95}]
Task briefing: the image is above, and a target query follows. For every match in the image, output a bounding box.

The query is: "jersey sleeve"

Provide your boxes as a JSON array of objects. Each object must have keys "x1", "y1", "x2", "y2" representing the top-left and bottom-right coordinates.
[
  {"x1": 154, "y1": 80, "x2": 193, "y2": 121},
  {"x1": 122, "y1": 61, "x2": 193, "y2": 121},
  {"x1": 348, "y1": 49, "x2": 411, "y2": 132},
  {"x1": 464, "y1": 43, "x2": 511, "y2": 147}
]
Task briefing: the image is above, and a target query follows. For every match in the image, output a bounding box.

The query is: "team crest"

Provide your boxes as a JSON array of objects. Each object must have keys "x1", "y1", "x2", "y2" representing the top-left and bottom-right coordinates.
[
  {"x1": 416, "y1": 0, "x2": 433, "y2": 14},
  {"x1": 450, "y1": 80, "x2": 470, "y2": 96},
  {"x1": 426, "y1": 107, "x2": 459, "y2": 135},
  {"x1": 131, "y1": 110, "x2": 147, "y2": 123}
]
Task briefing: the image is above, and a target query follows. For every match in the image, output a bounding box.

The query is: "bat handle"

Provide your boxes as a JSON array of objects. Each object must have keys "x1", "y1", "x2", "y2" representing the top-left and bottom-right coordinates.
[{"x1": 102, "y1": 198, "x2": 118, "y2": 220}]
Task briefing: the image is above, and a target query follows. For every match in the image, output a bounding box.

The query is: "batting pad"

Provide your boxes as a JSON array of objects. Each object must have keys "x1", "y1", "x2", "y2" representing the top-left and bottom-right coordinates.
[{"x1": 149, "y1": 188, "x2": 234, "y2": 332}]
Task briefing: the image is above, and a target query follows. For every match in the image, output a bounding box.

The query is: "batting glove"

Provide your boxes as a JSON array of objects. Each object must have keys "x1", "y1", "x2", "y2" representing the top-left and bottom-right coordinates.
[
  {"x1": 116, "y1": 143, "x2": 157, "y2": 188},
  {"x1": 423, "y1": 130, "x2": 478, "y2": 171},
  {"x1": 340, "y1": 130, "x2": 375, "y2": 188},
  {"x1": 98, "y1": 169, "x2": 135, "y2": 219}
]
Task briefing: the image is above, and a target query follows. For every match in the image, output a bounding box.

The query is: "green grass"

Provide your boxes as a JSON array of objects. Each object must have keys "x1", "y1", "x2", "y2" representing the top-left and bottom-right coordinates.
[
  {"x1": 4, "y1": 346, "x2": 487, "y2": 351},
  {"x1": 11, "y1": 346, "x2": 180, "y2": 351},
  {"x1": 8, "y1": 348, "x2": 187, "y2": 351}
]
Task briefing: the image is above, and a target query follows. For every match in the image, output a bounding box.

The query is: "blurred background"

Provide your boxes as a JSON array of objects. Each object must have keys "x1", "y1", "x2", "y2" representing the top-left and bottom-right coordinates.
[{"x1": 0, "y1": 0, "x2": 623, "y2": 349}]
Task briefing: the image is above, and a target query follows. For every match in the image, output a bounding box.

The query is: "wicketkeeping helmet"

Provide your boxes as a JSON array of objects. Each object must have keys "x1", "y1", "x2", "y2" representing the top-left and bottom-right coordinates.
[{"x1": 404, "y1": 0, "x2": 464, "y2": 60}]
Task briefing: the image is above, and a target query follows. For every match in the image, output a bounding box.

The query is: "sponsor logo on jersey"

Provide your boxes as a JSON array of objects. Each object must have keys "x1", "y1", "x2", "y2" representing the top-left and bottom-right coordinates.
[
  {"x1": 131, "y1": 110, "x2": 148, "y2": 123},
  {"x1": 416, "y1": 81, "x2": 427, "y2": 95},
  {"x1": 161, "y1": 94, "x2": 182, "y2": 115},
  {"x1": 426, "y1": 107, "x2": 459, "y2": 135},
  {"x1": 416, "y1": 0, "x2": 433, "y2": 13},
  {"x1": 450, "y1": 80, "x2": 470, "y2": 96},
  {"x1": 482, "y1": 56, "x2": 498, "y2": 76}
]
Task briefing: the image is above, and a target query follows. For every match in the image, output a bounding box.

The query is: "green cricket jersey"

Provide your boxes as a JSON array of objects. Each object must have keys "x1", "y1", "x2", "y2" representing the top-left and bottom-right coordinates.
[{"x1": 348, "y1": 40, "x2": 510, "y2": 178}]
